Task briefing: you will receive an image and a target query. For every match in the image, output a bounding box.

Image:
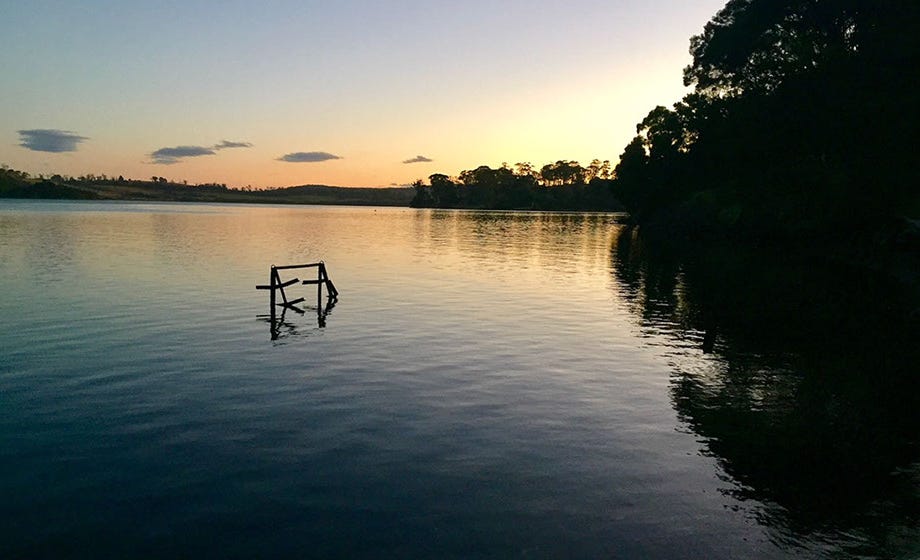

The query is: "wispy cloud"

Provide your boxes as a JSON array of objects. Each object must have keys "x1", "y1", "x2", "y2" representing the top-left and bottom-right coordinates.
[
  {"x1": 149, "y1": 139, "x2": 253, "y2": 164},
  {"x1": 214, "y1": 140, "x2": 253, "y2": 150},
  {"x1": 402, "y1": 155, "x2": 433, "y2": 164},
  {"x1": 278, "y1": 151, "x2": 342, "y2": 163},
  {"x1": 150, "y1": 145, "x2": 216, "y2": 165},
  {"x1": 18, "y1": 129, "x2": 88, "y2": 153}
]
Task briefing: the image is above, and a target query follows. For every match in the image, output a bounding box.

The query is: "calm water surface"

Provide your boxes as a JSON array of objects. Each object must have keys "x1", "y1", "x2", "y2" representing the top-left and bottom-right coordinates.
[{"x1": 1, "y1": 201, "x2": 916, "y2": 558}]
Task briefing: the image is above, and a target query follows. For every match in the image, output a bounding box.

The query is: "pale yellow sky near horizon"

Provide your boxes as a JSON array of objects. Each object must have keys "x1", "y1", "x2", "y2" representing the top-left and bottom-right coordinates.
[{"x1": 1, "y1": 1, "x2": 727, "y2": 188}]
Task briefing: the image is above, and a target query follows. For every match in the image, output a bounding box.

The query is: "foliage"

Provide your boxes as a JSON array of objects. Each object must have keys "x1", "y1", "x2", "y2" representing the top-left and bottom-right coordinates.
[
  {"x1": 612, "y1": 0, "x2": 920, "y2": 239},
  {"x1": 0, "y1": 167, "x2": 100, "y2": 199},
  {"x1": 410, "y1": 160, "x2": 620, "y2": 211},
  {"x1": 0, "y1": 164, "x2": 413, "y2": 206}
]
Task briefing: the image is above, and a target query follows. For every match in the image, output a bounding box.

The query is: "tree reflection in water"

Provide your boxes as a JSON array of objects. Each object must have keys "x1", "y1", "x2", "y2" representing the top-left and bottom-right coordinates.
[{"x1": 611, "y1": 226, "x2": 920, "y2": 557}]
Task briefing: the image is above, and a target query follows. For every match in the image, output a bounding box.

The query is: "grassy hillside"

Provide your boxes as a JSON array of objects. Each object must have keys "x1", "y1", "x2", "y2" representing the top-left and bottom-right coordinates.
[{"x1": 0, "y1": 168, "x2": 414, "y2": 206}]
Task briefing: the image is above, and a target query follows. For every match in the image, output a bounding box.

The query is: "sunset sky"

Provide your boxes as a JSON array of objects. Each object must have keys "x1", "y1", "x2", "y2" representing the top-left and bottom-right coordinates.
[{"x1": 1, "y1": 1, "x2": 726, "y2": 188}]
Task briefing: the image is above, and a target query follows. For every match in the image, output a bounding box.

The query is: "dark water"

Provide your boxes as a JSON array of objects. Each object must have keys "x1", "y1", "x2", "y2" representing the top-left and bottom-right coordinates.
[{"x1": 0, "y1": 201, "x2": 916, "y2": 558}]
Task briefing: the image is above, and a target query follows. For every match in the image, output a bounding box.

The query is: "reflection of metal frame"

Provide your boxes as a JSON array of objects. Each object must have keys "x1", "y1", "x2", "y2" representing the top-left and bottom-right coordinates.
[
  {"x1": 256, "y1": 262, "x2": 339, "y2": 340},
  {"x1": 257, "y1": 307, "x2": 301, "y2": 341}
]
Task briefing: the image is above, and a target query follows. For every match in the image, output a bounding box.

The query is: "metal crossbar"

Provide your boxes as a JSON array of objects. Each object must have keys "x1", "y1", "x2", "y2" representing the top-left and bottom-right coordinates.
[{"x1": 256, "y1": 262, "x2": 339, "y2": 336}]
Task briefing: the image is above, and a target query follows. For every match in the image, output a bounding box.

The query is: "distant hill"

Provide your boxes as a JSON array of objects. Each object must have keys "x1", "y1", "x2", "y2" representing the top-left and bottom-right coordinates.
[
  {"x1": 0, "y1": 169, "x2": 414, "y2": 206},
  {"x1": 257, "y1": 185, "x2": 415, "y2": 206},
  {"x1": 0, "y1": 178, "x2": 100, "y2": 200}
]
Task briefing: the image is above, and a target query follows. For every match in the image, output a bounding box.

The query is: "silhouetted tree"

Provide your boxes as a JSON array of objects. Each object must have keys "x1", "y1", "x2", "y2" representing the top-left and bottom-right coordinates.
[
  {"x1": 410, "y1": 159, "x2": 619, "y2": 211},
  {"x1": 429, "y1": 173, "x2": 459, "y2": 208},
  {"x1": 611, "y1": 0, "x2": 920, "y2": 238},
  {"x1": 409, "y1": 179, "x2": 435, "y2": 208}
]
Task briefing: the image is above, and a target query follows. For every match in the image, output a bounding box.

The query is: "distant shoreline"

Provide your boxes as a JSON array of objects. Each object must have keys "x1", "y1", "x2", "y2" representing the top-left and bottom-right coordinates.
[{"x1": 0, "y1": 175, "x2": 416, "y2": 207}]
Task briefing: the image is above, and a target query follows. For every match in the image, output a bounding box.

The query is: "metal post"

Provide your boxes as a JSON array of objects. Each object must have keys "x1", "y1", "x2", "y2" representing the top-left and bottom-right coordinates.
[{"x1": 269, "y1": 266, "x2": 277, "y2": 323}]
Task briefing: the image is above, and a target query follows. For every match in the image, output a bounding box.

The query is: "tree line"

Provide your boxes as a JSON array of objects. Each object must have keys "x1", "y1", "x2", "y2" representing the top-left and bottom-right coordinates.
[
  {"x1": 414, "y1": 0, "x2": 918, "y2": 245},
  {"x1": 0, "y1": 165, "x2": 261, "y2": 193},
  {"x1": 0, "y1": 164, "x2": 414, "y2": 205},
  {"x1": 611, "y1": 0, "x2": 919, "y2": 240},
  {"x1": 410, "y1": 159, "x2": 621, "y2": 211}
]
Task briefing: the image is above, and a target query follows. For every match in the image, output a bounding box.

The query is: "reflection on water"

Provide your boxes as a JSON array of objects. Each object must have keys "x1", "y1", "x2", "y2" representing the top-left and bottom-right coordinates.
[
  {"x1": 1, "y1": 201, "x2": 917, "y2": 558},
  {"x1": 612, "y1": 226, "x2": 920, "y2": 558},
  {"x1": 258, "y1": 296, "x2": 337, "y2": 341}
]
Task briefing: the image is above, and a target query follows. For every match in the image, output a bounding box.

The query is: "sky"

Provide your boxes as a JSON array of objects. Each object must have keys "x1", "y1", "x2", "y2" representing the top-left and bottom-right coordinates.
[{"x1": 1, "y1": 0, "x2": 727, "y2": 188}]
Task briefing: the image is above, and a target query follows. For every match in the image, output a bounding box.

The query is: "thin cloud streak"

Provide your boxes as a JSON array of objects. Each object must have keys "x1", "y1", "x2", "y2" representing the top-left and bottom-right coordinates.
[
  {"x1": 402, "y1": 155, "x2": 433, "y2": 164},
  {"x1": 149, "y1": 145, "x2": 215, "y2": 165},
  {"x1": 149, "y1": 140, "x2": 253, "y2": 164},
  {"x1": 18, "y1": 129, "x2": 88, "y2": 153},
  {"x1": 278, "y1": 151, "x2": 342, "y2": 163},
  {"x1": 214, "y1": 140, "x2": 253, "y2": 150}
]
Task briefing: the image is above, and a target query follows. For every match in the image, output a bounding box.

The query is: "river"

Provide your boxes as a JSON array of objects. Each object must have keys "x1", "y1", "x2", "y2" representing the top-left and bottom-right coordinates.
[{"x1": 1, "y1": 201, "x2": 916, "y2": 558}]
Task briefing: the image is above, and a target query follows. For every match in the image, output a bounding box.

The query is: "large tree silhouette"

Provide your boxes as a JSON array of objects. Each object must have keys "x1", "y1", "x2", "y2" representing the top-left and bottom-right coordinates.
[{"x1": 613, "y1": 0, "x2": 920, "y2": 239}]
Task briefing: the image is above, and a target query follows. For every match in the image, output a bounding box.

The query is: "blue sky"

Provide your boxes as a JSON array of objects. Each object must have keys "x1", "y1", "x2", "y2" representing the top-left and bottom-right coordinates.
[{"x1": 1, "y1": 0, "x2": 727, "y2": 187}]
